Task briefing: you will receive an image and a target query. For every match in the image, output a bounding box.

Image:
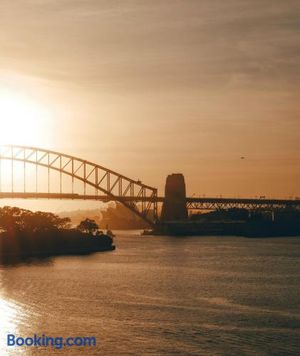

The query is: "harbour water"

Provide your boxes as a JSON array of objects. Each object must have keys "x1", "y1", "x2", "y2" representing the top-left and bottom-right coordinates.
[{"x1": 0, "y1": 232, "x2": 299, "y2": 355}]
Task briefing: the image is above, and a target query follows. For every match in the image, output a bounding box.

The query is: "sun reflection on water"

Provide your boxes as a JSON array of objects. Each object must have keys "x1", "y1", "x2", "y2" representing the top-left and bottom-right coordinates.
[{"x1": 0, "y1": 276, "x2": 26, "y2": 355}]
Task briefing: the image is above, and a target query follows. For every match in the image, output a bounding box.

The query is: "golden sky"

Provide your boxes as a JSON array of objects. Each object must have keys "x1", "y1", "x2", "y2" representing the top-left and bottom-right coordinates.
[{"x1": 0, "y1": 0, "x2": 299, "y2": 210}]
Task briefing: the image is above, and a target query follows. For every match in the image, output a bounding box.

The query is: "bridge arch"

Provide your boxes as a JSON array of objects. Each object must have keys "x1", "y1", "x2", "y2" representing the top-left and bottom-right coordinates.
[{"x1": 0, "y1": 145, "x2": 158, "y2": 226}]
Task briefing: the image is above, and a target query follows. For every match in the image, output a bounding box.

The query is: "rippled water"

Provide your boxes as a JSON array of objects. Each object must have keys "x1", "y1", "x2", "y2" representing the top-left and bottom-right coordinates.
[{"x1": 0, "y1": 232, "x2": 300, "y2": 355}]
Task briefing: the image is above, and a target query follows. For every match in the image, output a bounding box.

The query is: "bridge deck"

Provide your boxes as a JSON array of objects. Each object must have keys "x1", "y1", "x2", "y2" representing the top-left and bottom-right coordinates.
[{"x1": 0, "y1": 192, "x2": 299, "y2": 210}]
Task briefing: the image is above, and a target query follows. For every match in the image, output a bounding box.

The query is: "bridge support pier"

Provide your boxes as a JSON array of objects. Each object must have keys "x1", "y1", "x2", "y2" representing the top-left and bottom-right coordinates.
[{"x1": 161, "y1": 174, "x2": 188, "y2": 222}]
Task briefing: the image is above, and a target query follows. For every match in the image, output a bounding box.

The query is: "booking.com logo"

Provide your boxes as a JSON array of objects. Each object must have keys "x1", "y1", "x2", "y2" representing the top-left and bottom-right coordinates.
[{"x1": 7, "y1": 334, "x2": 97, "y2": 350}]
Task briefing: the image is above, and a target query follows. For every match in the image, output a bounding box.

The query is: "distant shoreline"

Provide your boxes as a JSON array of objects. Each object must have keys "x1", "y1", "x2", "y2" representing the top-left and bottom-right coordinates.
[{"x1": 146, "y1": 221, "x2": 300, "y2": 237}]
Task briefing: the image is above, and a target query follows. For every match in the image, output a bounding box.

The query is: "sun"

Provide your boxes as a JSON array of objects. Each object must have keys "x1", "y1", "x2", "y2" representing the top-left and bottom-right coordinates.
[{"x1": 0, "y1": 89, "x2": 52, "y2": 146}]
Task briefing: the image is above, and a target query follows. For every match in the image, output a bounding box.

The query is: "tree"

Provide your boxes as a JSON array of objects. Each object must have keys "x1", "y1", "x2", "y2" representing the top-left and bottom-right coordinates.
[
  {"x1": 21, "y1": 211, "x2": 71, "y2": 232},
  {"x1": 0, "y1": 207, "x2": 71, "y2": 234},
  {"x1": 77, "y1": 218, "x2": 99, "y2": 234}
]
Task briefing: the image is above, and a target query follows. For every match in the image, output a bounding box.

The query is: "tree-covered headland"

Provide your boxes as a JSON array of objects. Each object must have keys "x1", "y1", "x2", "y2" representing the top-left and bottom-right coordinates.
[{"x1": 0, "y1": 207, "x2": 114, "y2": 263}]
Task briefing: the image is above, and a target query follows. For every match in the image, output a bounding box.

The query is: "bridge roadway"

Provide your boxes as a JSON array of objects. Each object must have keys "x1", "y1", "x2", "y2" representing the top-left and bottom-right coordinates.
[{"x1": 0, "y1": 192, "x2": 299, "y2": 210}]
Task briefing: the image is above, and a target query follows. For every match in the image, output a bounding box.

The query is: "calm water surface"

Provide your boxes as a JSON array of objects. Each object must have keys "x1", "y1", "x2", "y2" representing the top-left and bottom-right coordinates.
[{"x1": 0, "y1": 232, "x2": 299, "y2": 355}]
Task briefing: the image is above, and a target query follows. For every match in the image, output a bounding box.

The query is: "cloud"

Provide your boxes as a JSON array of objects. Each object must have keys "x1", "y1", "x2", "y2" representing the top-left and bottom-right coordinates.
[{"x1": 0, "y1": 0, "x2": 299, "y2": 92}]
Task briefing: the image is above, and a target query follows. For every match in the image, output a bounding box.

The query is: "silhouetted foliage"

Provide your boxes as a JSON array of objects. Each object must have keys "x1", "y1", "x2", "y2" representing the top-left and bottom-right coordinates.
[
  {"x1": 190, "y1": 208, "x2": 300, "y2": 222},
  {"x1": 190, "y1": 208, "x2": 249, "y2": 222},
  {"x1": 77, "y1": 218, "x2": 99, "y2": 234},
  {"x1": 0, "y1": 206, "x2": 71, "y2": 234},
  {"x1": 0, "y1": 207, "x2": 114, "y2": 264},
  {"x1": 179, "y1": 207, "x2": 300, "y2": 237}
]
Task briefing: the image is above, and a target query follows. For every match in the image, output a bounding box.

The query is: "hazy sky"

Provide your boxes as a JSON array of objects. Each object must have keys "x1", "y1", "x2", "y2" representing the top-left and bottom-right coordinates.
[{"x1": 0, "y1": 0, "x2": 299, "y2": 209}]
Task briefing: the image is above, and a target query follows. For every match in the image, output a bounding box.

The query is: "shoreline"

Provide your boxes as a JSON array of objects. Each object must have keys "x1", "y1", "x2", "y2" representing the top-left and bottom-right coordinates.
[
  {"x1": 0, "y1": 229, "x2": 116, "y2": 265},
  {"x1": 0, "y1": 244, "x2": 116, "y2": 266},
  {"x1": 145, "y1": 221, "x2": 300, "y2": 237}
]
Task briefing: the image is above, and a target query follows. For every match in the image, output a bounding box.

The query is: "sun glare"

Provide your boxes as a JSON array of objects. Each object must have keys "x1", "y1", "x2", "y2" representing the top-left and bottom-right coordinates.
[{"x1": 0, "y1": 90, "x2": 52, "y2": 146}]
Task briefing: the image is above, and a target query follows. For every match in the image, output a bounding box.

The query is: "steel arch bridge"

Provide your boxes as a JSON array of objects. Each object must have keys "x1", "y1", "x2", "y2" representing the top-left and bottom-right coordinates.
[
  {"x1": 0, "y1": 145, "x2": 158, "y2": 226},
  {"x1": 0, "y1": 145, "x2": 299, "y2": 226}
]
